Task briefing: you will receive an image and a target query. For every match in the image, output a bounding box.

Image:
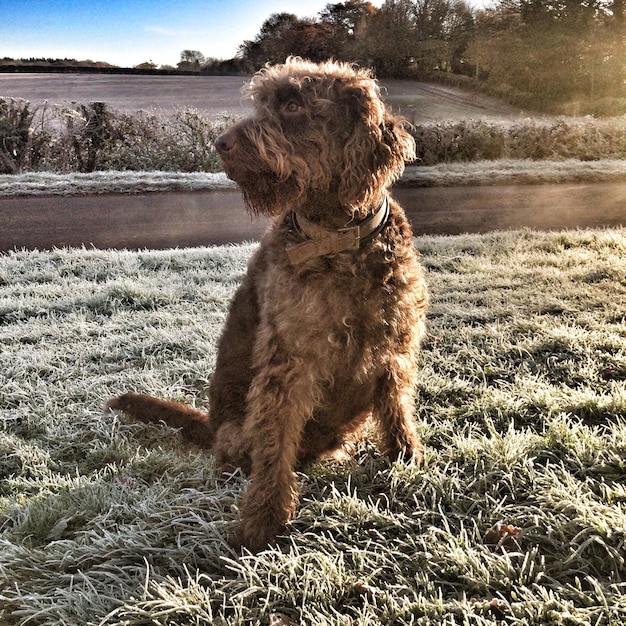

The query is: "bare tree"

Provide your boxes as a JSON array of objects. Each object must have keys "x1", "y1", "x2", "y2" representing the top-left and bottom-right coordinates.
[
  {"x1": 413, "y1": 0, "x2": 474, "y2": 72},
  {"x1": 319, "y1": 1, "x2": 378, "y2": 59},
  {"x1": 366, "y1": 0, "x2": 417, "y2": 77}
]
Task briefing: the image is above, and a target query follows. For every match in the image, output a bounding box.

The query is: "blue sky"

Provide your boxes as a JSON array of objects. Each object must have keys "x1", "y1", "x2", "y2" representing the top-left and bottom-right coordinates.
[
  {"x1": 0, "y1": 0, "x2": 368, "y2": 67},
  {"x1": 0, "y1": 0, "x2": 487, "y2": 68}
]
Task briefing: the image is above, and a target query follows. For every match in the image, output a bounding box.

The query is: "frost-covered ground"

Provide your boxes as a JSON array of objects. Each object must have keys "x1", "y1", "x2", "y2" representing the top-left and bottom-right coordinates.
[
  {"x1": 3, "y1": 159, "x2": 626, "y2": 198},
  {"x1": 1, "y1": 229, "x2": 625, "y2": 625}
]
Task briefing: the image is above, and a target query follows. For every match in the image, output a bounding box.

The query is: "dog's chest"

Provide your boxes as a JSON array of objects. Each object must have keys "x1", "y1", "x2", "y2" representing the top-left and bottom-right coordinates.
[{"x1": 261, "y1": 261, "x2": 394, "y2": 356}]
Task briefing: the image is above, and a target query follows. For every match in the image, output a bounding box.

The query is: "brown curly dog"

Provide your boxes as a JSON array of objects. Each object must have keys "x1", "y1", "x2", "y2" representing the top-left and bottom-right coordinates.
[{"x1": 107, "y1": 58, "x2": 428, "y2": 552}]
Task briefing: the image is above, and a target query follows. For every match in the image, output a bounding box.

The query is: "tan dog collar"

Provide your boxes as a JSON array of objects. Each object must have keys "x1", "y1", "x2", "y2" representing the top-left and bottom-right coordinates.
[{"x1": 286, "y1": 196, "x2": 390, "y2": 265}]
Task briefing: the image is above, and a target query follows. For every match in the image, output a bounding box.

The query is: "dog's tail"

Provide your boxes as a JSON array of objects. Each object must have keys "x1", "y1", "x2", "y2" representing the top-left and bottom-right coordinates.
[{"x1": 106, "y1": 393, "x2": 214, "y2": 449}]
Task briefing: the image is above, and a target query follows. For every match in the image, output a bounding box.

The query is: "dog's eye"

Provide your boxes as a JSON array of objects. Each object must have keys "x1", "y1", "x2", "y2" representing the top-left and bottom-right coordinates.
[{"x1": 282, "y1": 100, "x2": 303, "y2": 115}]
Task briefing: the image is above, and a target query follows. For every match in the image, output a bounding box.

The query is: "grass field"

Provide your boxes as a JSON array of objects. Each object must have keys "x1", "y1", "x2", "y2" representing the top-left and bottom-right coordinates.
[{"x1": 1, "y1": 228, "x2": 625, "y2": 625}]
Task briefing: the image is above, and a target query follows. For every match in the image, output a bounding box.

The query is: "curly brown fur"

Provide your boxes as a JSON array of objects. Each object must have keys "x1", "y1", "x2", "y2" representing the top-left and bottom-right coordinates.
[
  {"x1": 105, "y1": 394, "x2": 215, "y2": 448},
  {"x1": 107, "y1": 58, "x2": 428, "y2": 553}
]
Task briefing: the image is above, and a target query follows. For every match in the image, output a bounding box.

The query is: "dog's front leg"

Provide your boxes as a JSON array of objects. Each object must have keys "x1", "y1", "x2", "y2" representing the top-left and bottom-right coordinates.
[
  {"x1": 234, "y1": 364, "x2": 314, "y2": 552},
  {"x1": 374, "y1": 367, "x2": 424, "y2": 465}
]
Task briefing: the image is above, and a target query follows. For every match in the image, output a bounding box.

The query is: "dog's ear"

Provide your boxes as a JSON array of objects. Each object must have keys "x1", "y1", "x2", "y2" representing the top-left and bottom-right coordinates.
[{"x1": 339, "y1": 84, "x2": 416, "y2": 213}]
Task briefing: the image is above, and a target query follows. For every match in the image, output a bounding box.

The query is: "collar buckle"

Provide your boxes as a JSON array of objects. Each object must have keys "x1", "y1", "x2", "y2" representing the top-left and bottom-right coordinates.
[{"x1": 336, "y1": 224, "x2": 361, "y2": 251}]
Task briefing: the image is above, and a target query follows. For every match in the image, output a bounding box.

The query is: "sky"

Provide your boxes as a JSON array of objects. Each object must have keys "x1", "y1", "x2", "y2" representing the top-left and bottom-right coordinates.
[
  {"x1": 0, "y1": 0, "x2": 371, "y2": 68},
  {"x1": 0, "y1": 0, "x2": 488, "y2": 69}
]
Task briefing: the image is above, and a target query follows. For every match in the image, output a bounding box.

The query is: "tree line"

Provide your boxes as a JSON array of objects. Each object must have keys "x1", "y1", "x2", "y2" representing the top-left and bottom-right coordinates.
[
  {"x1": 3, "y1": 0, "x2": 624, "y2": 115},
  {"x1": 185, "y1": 0, "x2": 625, "y2": 115}
]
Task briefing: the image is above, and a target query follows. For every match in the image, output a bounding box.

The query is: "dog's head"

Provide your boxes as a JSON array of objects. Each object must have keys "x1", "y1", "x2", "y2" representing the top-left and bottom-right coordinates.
[{"x1": 215, "y1": 58, "x2": 415, "y2": 219}]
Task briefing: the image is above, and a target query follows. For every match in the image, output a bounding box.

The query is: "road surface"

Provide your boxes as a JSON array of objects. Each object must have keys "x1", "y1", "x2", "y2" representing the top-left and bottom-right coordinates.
[{"x1": 1, "y1": 182, "x2": 625, "y2": 252}]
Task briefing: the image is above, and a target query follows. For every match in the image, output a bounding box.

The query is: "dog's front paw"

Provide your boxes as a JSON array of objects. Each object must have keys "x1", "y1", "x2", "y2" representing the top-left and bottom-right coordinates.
[
  {"x1": 230, "y1": 518, "x2": 286, "y2": 554},
  {"x1": 232, "y1": 496, "x2": 292, "y2": 553},
  {"x1": 391, "y1": 439, "x2": 425, "y2": 466},
  {"x1": 406, "y1": 442, "x2": 425, "y2": 466}
]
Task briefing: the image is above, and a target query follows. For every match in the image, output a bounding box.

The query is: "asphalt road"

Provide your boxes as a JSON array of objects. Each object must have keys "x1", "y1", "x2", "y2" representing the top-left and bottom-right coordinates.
[{"x1": 1, "y1": 182, "x2": 625, "y2": 252}]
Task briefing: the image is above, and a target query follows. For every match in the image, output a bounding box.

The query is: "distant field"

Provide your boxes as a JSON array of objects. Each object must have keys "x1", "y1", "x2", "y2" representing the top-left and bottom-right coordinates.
[
  {"x1": 0, "y1": 73, "x2": 522, "y2": 122},
  {"x1": 0, "y1": 74, "x2": 253, "y2": 118}
]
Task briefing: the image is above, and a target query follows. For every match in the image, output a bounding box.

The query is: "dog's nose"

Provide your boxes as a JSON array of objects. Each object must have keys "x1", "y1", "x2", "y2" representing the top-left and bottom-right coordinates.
[{"x1": 215, "y1": 131, "x2": 236, "y2": 154}]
